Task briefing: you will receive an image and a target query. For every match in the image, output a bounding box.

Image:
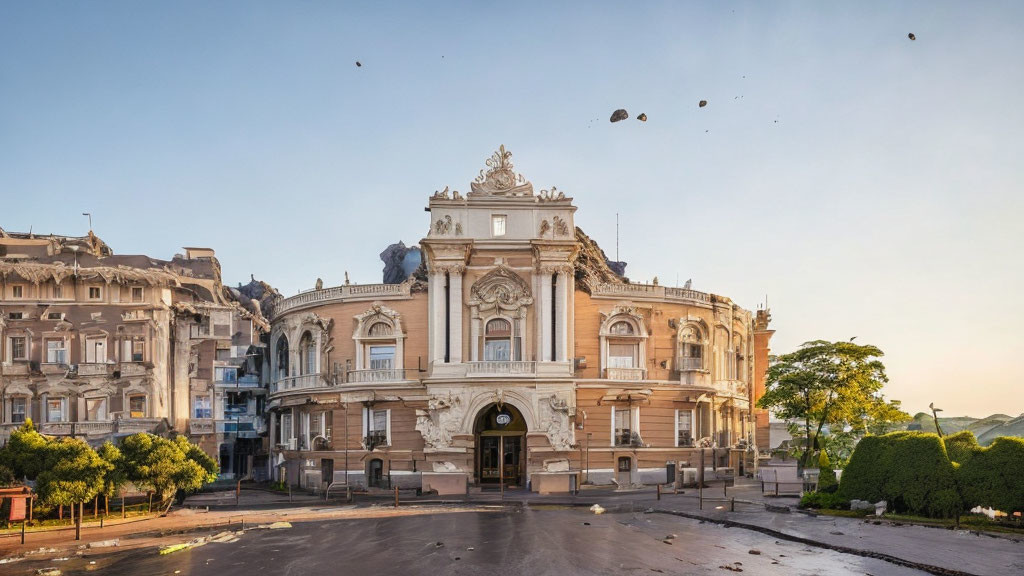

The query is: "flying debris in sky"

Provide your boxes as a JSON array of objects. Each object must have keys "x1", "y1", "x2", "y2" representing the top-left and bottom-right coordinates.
[
  {"x1": 636, "y1": 113, "x2": 647, "y2": 122},
  {"x1": 356, "y1": 61, "x2": 362, "y2": 67},
  {"x1": 698, "y1": 100, "x2": 707, "y2": 108},
  {"x1": 908, "y1": 32, "x2": 916, "y2": 41},
  {"x1": 610, "y1": 109, "x2": 629, "y2": 123}
]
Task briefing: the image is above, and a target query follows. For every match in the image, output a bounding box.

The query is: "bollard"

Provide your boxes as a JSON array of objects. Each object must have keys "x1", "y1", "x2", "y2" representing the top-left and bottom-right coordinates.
[
  {"x1": 657, "y1": 484, "x2": 661, "y2": 501},
  {"x1": 21, "y1": 520, "x2": 26, "y2": 545},
  {"x1": 100, "y1": 515, "x2": 104, "y2": 528},
  {"x1": 289, "y1": 484, "x2": 292, "y2": 502},
  {"x1": 730, "y1": 497, "x2": 735, "y2": 512},
  {"x1": 394, "y1": 486, "x2": 399, "y2": 508}
]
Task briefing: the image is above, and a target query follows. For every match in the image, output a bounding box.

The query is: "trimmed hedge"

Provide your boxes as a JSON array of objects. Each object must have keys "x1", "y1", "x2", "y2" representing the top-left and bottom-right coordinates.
[
  {"x1": 838, "y1": 431, "x2": 962, "y2": 518},
  {"x1": 943, "y1": 430, "x2": 979, "y2": 466},
  {"x1": 799, "y1": 491, "x2": 849, "y2": 510},
  {"x1": 956, "y1": 436, "x2": 1024, "y2": 513}
]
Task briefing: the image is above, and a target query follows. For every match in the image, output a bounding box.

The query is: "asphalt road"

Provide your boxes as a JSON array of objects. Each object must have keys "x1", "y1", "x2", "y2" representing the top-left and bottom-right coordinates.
[{"x1": 26, "y1": 507, "x2": 936, "y2": 576}]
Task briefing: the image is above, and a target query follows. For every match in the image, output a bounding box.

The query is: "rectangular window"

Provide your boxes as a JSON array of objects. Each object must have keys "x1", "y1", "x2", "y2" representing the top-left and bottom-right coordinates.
[
  {"x1": 88, "y1": 286, "x2": 102, "y2": 300},
  {"x1": 369, "y1": 345, "x2": 395, "y2": 370},
  {"x1": 193, "y1": 395, "x2": 212, "y2": 419},
  {"x1": 491, "y1": 214, "x2": 507, "y2": 237},
  {"x1": 10, "y1": 337, "x2": 27, "y2": 360},
  {"x1": 215, "y1": 366, "x2": 238, "y2": 383},
  {"x1": 11, "y1": 398, "x2": 26, "y2": 424},
  {"x1": 86, "y1": 398, "x2": 108, "y2": 421},
  {"x1": 52, "y1": 284, "x2": 63, "y2": 299},
  {"x1": 676, "y1": 410, "x2": 694, "y2": 447},
  {"x1": 128, "y1": 395, "x2": 147, "y2": 418},
  {"x1": 614, "y1": 407, "x2": 632, "y2": 446},
  {"x1": 123, "y1": 338, "x2": 144, "y2": 362},
  {"x1": 85, "y1": 337, "x2": 106, "y2": 363},
  {"x1": 47, "y1": 312, "x2": 63, "y2": 320},
  {"x1": 8, "y1": 312, "x2": 23, "y2": 320},
  {"x1": 47, "y1": 398, "x2": 66, "y2": 422},
  {"x1": 608, "y1": 343, "x2": 636, "y2": 368},
  {"x1": 45, "y1": 339, "x2": 67, "y2": 364},
  {"x1": 131, "y1": 287, "x2": 144, "y2": 302},
  {"x1": 364, "y1": 408, "x2": 390, "y2": 448},
  {"x1": 280, "y1": 412, "x2": 293, "y2": 443},
  {"x1": 11, "y1": 285, "x2": 24, "y2": 299}
]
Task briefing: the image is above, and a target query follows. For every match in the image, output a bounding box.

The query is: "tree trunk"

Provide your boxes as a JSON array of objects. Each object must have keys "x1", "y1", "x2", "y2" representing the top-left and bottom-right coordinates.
[
  {"x1": 94, "y1": 496, "x2": 98, "y2": 517},
  {"x1": 59, "y1": 504, "x2": 64, "y2": 520},
  {"x1": 104, "y1": 494, "x2": 109, "y2": 517},
  {"x1": 148, "y1": 492, "x2": 153, "y2": 513}
]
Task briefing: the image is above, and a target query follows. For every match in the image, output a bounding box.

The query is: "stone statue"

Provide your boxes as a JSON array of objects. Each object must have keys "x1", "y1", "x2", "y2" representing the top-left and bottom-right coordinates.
[
  {"x1": 344, "y1": 271, "x2": 351, "y2": 285},
  {"x1": 315, "y1": 277, "x2": 323, "y2": 290}
]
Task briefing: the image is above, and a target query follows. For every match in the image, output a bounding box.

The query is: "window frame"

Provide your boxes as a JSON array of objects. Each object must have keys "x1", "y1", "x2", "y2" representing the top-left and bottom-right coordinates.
[
  {"x1": 11, "y1": 285, "x2": 24, "y2": 299},
  {"x1": 491, "y1": 214, "x2": 507, "y2": 237},
  {"x1": 85, "y1": 335, "x2": 107, "y2": 364},
  {"x1": 674, "y1": 409, "x2": 695, "y2": 447},
  {"x1": 611, "y1": 406, "x2": 640, "y2": 447},
  {"x1": 44, "y1": 338, "x2": 68, "y2": 364},
  {"x1": 88, "y1": 286, "x2": 102, "y2": 300},
  {"x1": 131, "y1": 286, "x2": 145, "y2": 303},
  {"x1": 128, "y1": 394, "x2": 147, "y2": 418},
  {"x1": 11, "y1": 397, "x2": 27, "y2": 424},
  {"x1": 9, "y1": 336, "x2": 28, "y2": 361},
  {"x1": 85, "y1": 397, "x2": 109, "y2": 421},
  {"x1": 46, "y1": 397, "x2": 67, "y2": 423},
  {"x1": 193, "y1": 394, "x2": 212, "y2": 419},
  {"x1": 362, "y1": 407, "x2": 391, "y2": 448}
]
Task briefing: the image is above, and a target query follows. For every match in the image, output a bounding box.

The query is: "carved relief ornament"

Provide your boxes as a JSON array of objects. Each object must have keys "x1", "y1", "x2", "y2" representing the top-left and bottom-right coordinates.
[
  {"x1": 468, "y1": 265, "x2": 534, "y2": 313},
  {"x1": 469, "y1": 145, "x2": 533, "y2": 197}
]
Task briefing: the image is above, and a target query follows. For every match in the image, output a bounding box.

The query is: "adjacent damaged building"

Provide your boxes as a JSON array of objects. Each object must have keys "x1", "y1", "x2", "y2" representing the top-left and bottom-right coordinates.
[
  {"x1": 0, "y1": 229, "x2": 274, "y2": 480},
  {"x1": 266, "y1": 147, "x2": 774, "y2": 493}
]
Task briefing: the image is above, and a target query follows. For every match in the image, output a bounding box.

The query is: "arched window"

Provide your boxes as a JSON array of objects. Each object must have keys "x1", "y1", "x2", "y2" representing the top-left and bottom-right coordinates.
[
  {"x1": 484, "y1": 318, "x2": 513, "y2": 361},
  {"x1": 352, "y1": 304, "x2": 406, "y2": 378},
  {"x1": 275, "y1": 336, "x2": 289, "y2": 380},
  {"x1": 679, "y1": 325, "x2": 704, "y2": 371},
  {"x1": 733, "y1": 337, "x2": 744, "y2": 381},
  {"x1": 367, "y1": 322, "x2": 393, "y2": 337},
  {"x1": 609, "y1": 321, "x2": 634, "y2": 335},
  {"x1": 299, "y1": 331, "x2": 316, "y2": 375}
]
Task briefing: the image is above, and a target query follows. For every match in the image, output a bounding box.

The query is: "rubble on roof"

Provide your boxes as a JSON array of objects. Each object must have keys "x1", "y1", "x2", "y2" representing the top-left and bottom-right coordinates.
[
  {"x1": 573, "y1": 226, "x2": 628, "y2": 293},
  {"x1": 380, "y1": 241, "x2": 422, "y2": 284}
]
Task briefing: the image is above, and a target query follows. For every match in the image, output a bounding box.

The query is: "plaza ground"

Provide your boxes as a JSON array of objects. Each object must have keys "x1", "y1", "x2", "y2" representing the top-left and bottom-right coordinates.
[{"x1": 1, "y1": 480, "x2": 1021, "y2": 576}]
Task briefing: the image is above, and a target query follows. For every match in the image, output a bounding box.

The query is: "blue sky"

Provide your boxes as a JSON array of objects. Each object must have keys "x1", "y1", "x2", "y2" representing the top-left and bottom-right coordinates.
[{"x1": 2, "y1": 1, "x2": 1022, "y2": 417}]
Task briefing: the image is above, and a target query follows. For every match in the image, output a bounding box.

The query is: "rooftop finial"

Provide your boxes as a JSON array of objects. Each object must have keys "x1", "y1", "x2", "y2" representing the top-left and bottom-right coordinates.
[{"x1": 469, "y1": 145, "x2": 533, "y2": 197}]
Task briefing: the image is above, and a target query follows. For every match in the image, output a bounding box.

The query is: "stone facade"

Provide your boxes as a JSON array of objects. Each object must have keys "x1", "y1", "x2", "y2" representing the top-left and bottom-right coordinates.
[
  {"x1": 266, "y1": 147, "x2": 774, "y2": 492},
  {"x1": 0, "y1": 231, "x2": 272, "y2": 480}
]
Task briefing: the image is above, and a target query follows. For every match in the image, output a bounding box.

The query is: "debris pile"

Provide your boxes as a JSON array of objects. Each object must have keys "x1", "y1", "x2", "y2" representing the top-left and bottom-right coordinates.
[
  {"x1": 380, "y1": 241, "x2": 422, "y2": 284},
  {"x1": 573, "y1": 226, "x2": 627, "y2": 293},
  {"x1": 609, "y1": 109, "x2": 629, "y2": 122}
]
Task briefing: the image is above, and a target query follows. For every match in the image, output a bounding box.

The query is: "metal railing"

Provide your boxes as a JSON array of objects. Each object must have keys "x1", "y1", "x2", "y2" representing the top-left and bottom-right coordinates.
[
  {"x1": 271, "y1": 373, "x2": 327, "y2": 394},
  {"x1": 346, "y1": 368, "x2": 414, "y2": 384},
  {"x1": 605, "y1": 367, "x2": 645, "y2": 381},
  {"x1": 466, "y1": 361, "x2": 536, "y2": 376}
]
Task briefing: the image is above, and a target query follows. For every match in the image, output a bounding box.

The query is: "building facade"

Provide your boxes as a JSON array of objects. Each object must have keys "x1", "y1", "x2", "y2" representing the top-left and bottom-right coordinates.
[
  {"x1": 267, "y1": 147, "x2": 774, "y2": 491},
  {"x1": 0, "y1": 230, "x2": 273, "y2": 480}
]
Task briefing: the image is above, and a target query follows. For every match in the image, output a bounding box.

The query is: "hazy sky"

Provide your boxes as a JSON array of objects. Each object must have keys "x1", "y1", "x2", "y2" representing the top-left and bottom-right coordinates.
[{"x1": 2, "y1": 2, "x2": 1022, "y2": 417}]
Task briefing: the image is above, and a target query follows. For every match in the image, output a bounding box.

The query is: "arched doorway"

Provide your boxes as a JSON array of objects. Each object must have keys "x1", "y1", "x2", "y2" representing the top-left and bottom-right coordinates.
[
  {"x1": 474, "y1": 403, "x2": 527, "y2": 487},
  {"x1": 367, "y1": 458, "x2": 384, "y2": 488}
]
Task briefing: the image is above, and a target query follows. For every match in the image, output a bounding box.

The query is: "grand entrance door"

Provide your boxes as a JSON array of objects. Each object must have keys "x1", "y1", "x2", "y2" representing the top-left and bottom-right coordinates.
[{"x1": 475, "y1": 403, "x2": 527, "y2": 487}]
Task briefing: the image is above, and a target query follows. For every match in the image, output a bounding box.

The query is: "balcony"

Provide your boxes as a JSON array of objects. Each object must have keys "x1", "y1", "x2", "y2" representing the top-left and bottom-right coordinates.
[
  {"x1": 115, "y1": 417, "x2": 164, "y2": 434},
  {"x1": 270, "y1": 373, "x2": 329, "y2": 395},
  {"x1": 216, "y1": 374, "x2": 262, "y2": 388},
  {"x1": 604, "y1": 367, "x2": 645, "y2": 381},
  {"x1": 678, "y1": 356, "x2": 703, "y2": 371},
  {"x1": 190, "y1": 420, "x2": 215, "y2": 435},
  {"x1": 273, "y1": 282, "x2": 412, "y2": 318},
  {"x1": 466, "y1": 361, "x2": 536, "y2": 376},
  {"x1": 78, "y1": 363, "x2": 112, "y2": 377},
  {"x1": 39, "y1": 422, "x2": 73, "y2": 435},
  {"x1": 0, "y1": 362, "x2": 31, "y2": 376},
  {"x1": 74, "y1": 421, "x2": 116, "y2": 436},
  {"x1": 346, "y1": 368, "x2": 415, "y2": 384},
  {"x1": 119, "y1": 363, "x2": 149, "y2": 377}
]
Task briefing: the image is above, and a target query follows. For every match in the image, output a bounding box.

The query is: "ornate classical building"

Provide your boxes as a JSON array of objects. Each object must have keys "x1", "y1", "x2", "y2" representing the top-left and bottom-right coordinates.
[
  {"x1": 0, "y1": 231, "x2": 274, "y2": 479},
  {"x1": 267, "y1": 147, "x2": 774, "y2": 492}
]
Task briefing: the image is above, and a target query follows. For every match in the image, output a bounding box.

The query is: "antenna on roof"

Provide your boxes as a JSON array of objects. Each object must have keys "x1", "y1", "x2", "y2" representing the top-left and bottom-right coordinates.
[{"x1": 82, "y1": 212, "x2": 92, "y2": 231}]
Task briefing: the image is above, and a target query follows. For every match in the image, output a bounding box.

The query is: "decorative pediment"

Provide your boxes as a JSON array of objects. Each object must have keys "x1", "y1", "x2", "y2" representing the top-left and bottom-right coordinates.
[
  {"x1": 353, "y1": 302, "x2": 404, "y2": 338},
  {"x1": 599, "y1": 303, "x2": 647, "y2": 337},
  {"x1": 469, "y1": 266, "x2": 533, "y2": 311},
  {"x1": 469, "y1": 145, "x2": 534, "y2": 197}
]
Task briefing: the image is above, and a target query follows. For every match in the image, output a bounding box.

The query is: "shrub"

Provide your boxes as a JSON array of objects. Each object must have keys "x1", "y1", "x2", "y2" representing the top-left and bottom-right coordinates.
[
  {"x1": 818, "y1": 464, "x2": 838, "y2": 493},
  {"x1": 956, "y1": 436, "x2": 1024, "y2": 513},
  {"x1": 838, "y1": 431, "x2": 962, "y2": 518},
  {"x1": 944, "y1": 430, "x2": 979, "y2": 466},
  {"x1": 799, "y1": 491, "x2": 850, "y2": 510}
]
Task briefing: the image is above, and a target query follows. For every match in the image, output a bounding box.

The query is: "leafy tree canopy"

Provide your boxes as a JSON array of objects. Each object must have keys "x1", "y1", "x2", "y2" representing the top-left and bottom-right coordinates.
[{"x1": 35, "y1": 437, "x2": 111, "y2": 507}]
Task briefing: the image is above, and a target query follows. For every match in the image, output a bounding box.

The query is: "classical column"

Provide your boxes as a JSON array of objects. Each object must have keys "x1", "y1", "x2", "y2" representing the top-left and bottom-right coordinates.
[
  {"x1": 555, "y1": 270, "x2": 569, "y2": 362},
  {"x1": 429, "y1": 268, "x2": 447, "y2": 363},
  {"x1": 470, "y1": 310, "x2": 480, "y2": 362},
  {"x1": 448, "y1": 266, "x2": 464, "y2": 363},
  {"x1": 539, "y1": 270, "x2": 553, "y2": 362}
]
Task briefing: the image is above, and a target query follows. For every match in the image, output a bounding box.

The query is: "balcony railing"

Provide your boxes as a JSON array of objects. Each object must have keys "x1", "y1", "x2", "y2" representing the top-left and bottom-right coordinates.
[
  {"x1": 271, "y1": 373, "x2": 328, "y2": 394},
  {"x1": 273, "y1": 282, "x2": 411, "y2": 317},
  {"x1": 605, "y1": 367, "x2": 645, "y2": 381},
  {"x1": 78, "y1": 363, "x2": 112, "y2": 377},
  {"x1": 678, "y1": 356, "x2": 703, "y2": 371},
  {"x1": 593, "y1": 282, "x2": 711, "y2": 304},
  {"x1": 466, "y1": 361, "x2": 536, "y2": 376},
  {"x1": 346, "y1": 368, "x2": 414, "y2": 384},
  {"x1": 119, "y1": 363, "x2": 149, "y2": 377},
  {"x1": 190, "y1": 420, "x2": 215, "y2": 435}
]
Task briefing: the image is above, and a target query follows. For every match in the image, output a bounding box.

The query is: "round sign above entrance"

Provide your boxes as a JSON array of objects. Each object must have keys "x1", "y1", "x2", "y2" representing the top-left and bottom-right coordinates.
[{"x1": 495, "y1": 413, "x2": 512, "y2": 426}]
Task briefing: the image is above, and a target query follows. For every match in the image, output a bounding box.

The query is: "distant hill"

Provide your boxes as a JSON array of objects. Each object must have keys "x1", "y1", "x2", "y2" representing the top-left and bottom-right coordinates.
[{"x1": 903, "y1": 412, "x2": 1022, "y2": 445}]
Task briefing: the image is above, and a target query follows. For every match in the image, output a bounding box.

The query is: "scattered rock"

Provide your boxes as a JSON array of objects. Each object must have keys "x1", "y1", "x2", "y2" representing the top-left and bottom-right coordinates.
[
  {"x1": 850, "y1": 499, "x2": 873, "y2": 511},
  {"x1": 636, "y1": 113, "x2": 647, "y2": 122},
  {"x1": 748, "y1": 549, "x2": 761, "y2": 555},
  {"x1": 699, "y1": 100, "x2": 708, "y2": 108},
  {"x1": 583, "y1": 522, "x2": 590, "y2": 526},
  {"x1": 268, "y1": 521, "x2": 292, "y2": 529},
  {"x1": 765, "y1": 504, "x2": 790, "y2": 513},
  {"x1": 0, "y1": 558, "x2": 23, "y2": 565},
  {"x1": 665, "y1": 534, "x2": 677, "y2": 540},
  {"x1": 908, "y1": 33, "x2": 916, "y2": 41},
  {"x1": 718, "y1": 564, "x2": 743, "y2": 572},
  {"x1": 610, "y1": 109, "x2": 629, "y2": 123},
  {"x1": 87, "y1": 539, "x2": 119, "y2": 548},
  {"x1": 356, "y1": 61, "x2": 362, "y2": 67},
  {"x1": 590, "y1": 504, "x2": 606, "y2": 515},
  {"x1": 467, "y1": 547, "x2": 474, "y2": 551},
  {"x1": 36, "y1": 569, "x2": 61, "y2": 576},
  {"x1": 829, "y1": 531, "x2": 844, "y2": 536},
  {"x1": 662, "y1": 539, "x2": 673, "y2": 545},
  {"x1": 435, "y1": 542, "x2": 444, "y2": 548}
]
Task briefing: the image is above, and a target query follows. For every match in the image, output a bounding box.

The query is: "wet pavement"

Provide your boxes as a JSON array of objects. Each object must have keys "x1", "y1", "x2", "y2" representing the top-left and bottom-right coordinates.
[{"x1": 7, "y1": 507, "x2": 939, "y2": 576}]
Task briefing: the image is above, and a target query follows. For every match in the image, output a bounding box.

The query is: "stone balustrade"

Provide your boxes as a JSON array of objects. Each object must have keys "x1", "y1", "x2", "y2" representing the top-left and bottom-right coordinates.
[
  {"x1": 273, "y1": 282, "x2": 411, "y2": 317},
  {"x1": 270, "y1": 373, "x2": 329, "y2": 395},
  {"x1": 605, "y1": 367, "x2": 646, "y2": 381},
  {"x1": 346, "y1": 368, "x2": 414, "y2": 384},
  {"x1": 593, "y1": 282, "x2": 711, "y2": 304},
  {"x1": 466, "y1": 361, "x2": 536, "y2": 376}
]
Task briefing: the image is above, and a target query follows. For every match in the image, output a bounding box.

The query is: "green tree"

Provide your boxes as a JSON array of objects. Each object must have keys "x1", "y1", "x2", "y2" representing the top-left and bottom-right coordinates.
[
  {"x1": 97, "y1": 441, "x2": 129, "y2": 512},
  {"x1": 35, "y1": 437, "x2": 111, "y2": 511},
  {"x1": 757, "y1": 340, "x2": 906, "y2": 468},
  {"x1": 0, "y1": 419, "x2": 48, "y2": 480},
  {"x1": 119, "y1": 433, "x2": 217, "y2": 502}
]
